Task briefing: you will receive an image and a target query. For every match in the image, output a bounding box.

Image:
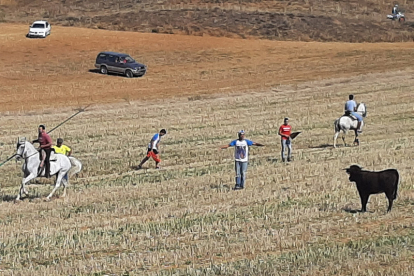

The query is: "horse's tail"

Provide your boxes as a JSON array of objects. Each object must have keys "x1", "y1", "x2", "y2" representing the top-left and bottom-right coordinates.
[{"x1": 68, "y1": 157, "x2": 82, "y2": 178}]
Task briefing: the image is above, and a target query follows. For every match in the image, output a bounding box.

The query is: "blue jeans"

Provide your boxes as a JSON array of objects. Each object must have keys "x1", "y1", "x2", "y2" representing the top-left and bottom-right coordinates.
[
  {"x1": 281, "y1": 139, "x2": 292, "y2": 160},
  {"x1": 351, "y1": 112, "x2": 363, "y2": 122},
  {"x1": 235, "y1": 161, "x2": 248, "y2": 188}
]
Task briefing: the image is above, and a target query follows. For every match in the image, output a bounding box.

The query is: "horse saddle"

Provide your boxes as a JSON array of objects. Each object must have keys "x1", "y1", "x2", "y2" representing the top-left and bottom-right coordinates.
[
  {"x1": 50, "y1": 152, "x2": 58, "y2": 161},
  {"x1": 344, "y1": 111, "x2": 358, "y2": 121}
]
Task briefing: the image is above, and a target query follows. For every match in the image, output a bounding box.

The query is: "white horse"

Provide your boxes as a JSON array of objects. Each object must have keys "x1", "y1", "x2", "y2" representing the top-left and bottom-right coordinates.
[
  {"x1": 333, "y1": 103, "x2": 367, "y2": 148},
  {"x1": 15, "y1": 138, "x2": 82, "y2": 201}
]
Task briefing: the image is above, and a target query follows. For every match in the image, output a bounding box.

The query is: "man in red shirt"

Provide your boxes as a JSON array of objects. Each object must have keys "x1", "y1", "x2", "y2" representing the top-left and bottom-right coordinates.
[
  {"x1": 33, "y1": 125, "x2": 53, "y2": 177},
  {"x1": 278, "y1": 117, "x2": 292, "y2": 162}
]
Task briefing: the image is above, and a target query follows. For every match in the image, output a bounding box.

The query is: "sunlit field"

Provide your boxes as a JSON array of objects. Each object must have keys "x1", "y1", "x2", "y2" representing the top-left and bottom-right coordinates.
[{"x1": 0, "y1": 65, "x2": 414, "y2": 274}]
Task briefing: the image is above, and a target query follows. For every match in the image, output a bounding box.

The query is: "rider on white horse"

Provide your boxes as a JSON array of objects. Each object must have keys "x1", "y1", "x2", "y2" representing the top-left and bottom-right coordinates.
[
  {"x1": 344, "y1": 95, "x2": 363, "y2": 133},
  {"x1": 32, "y1": 125, "x2": 53, "y2": 178}
]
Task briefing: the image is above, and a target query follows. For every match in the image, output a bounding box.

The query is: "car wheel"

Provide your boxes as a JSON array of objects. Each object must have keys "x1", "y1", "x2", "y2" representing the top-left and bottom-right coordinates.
[
  {"x1": 125, "y1": 70, "x2": 134, "y2": 78},
  {"x1": 100, "y1": 66, "x2": 108, "y2": 75}
]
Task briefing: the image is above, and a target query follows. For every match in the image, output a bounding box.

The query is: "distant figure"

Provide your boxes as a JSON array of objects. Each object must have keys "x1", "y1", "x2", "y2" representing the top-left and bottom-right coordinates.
[
  {"x1": 137, "y1": 129, "x2": 167, "y2": 169},
  {"x1": 32, "y1": 125, "x2": 53, "y2": 178},
  {"x1": 392, "y1": 4, "x2": 399, "y2": 15},
  {"x1": 345, "y1": 94, "x2": 363, "y2": 133},
  {"x1": 220, "y1": 130, "x2": 264, "y2": 190},
  {"x1": 279, "y1": 117, "x2": 292, "y2": 162}
]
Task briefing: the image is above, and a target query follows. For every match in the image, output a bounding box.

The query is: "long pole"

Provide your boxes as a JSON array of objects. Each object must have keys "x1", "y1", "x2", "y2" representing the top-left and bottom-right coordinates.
[
  {"x1": 47, "y1": 104, "x2": 91, "y2": 134},
  {"x1": 0, "y1": 154, "x2": 17, "y2": 167},
  {"x1": 0, "y1": 105, "x2": 90, "y2": 168}
]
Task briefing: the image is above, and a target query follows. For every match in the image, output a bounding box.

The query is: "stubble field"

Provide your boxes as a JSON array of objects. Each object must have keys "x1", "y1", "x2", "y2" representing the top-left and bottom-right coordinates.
[{"x1": 0, "y1": 24, "x2": 414, "y2": 275}]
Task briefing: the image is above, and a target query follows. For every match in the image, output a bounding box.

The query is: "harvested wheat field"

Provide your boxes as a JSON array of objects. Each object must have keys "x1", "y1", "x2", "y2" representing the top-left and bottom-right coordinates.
[{"x1": 0, "y1": 24, "x2": 414, "y2": 275}]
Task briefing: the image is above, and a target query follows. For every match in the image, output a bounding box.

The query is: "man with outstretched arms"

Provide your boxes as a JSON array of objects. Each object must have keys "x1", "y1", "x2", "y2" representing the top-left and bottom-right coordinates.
[
  {"x1": 137, "y1": 129, "x2": 167, "y2": 169},
  {"x1": 220, "y1": 130, "x2": 264, "y2": 190}
]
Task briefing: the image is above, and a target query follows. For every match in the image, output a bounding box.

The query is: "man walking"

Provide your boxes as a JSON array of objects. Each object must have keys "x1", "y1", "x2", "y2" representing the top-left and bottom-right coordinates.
[
  {"x1": 137, "y1": 129, "x2": 167, "y2": 169},
  {"x1": 279, "y1": 117, "x2": 292, "y2": 162},
  {"x1": 33, "y1": 125, "x2": 53, "y2": 178},
  {"x1": 220, "y1": 130, "x2": 264, "y2": 190},
  {"x1": 344, "y1": 94, "x2": 363, "y2": 133}
]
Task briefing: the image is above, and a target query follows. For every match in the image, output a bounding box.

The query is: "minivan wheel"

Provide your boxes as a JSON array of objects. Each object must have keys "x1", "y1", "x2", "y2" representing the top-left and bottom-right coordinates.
[
  {"x1": 125, "y1": 70, "x2": 134, "y2": 78},
  {"x1": 100, "y1": 66, "x2": 108, "y2": 74}
]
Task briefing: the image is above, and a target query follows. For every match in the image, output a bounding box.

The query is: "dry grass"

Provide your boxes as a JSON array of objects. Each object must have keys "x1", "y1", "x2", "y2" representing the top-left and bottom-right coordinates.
[
  {"x1": 0, "y1": 25, "x2": 414, "y2": 275},
  {"x1": 0, "y1": 69, "x2": 414, "y2": 274}
]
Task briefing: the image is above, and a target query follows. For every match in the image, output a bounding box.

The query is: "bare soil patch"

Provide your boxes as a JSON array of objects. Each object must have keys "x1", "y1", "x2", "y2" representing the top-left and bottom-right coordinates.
[
  {"x1": 1, "y1": 24, "x2": 414, "y2": 112},
  {"x1": 1, "y1": 0, "x2": 414, "y2": 42}
]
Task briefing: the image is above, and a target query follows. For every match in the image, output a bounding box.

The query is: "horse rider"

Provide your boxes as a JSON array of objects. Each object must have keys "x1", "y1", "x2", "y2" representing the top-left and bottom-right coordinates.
[
  {"x1": 344, "y1": 94, "x2": 363, "y2": 133},
  {"x1": 392, "y1": 4, "x2": 399, "y2": 15},
  {"x1": 32, "y1": 124, "x2": 53, "y2": 178}
]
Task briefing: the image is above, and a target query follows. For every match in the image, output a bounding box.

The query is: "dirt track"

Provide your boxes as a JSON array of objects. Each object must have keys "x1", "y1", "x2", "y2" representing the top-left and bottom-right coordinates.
[{"x1": 1, "y1": 24, "x2": 414, "y2": 112}]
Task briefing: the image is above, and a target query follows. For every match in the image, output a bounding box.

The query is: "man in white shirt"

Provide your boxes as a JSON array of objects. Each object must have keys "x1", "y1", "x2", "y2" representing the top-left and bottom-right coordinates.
[{"x1": 220, "y1": 130, "x2": 264, "y2": 190}]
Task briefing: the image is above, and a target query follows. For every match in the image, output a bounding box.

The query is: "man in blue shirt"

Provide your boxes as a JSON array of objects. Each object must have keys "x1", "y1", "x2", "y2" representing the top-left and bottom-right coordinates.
[
  {"x1": 137, "y1": 129, "x2": 167, "y2": 169},
  {"x1": 220, "y1": 130, "x2": 264, "y2": 190},
  {"x1": 345, "y1": 94, "x2": 363, "y2": 133}
]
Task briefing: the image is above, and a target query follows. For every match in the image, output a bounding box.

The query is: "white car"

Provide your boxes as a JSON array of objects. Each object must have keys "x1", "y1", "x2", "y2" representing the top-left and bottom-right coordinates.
[{"x1": 27, "y1": 20, "x2": 51, "y2": 38}]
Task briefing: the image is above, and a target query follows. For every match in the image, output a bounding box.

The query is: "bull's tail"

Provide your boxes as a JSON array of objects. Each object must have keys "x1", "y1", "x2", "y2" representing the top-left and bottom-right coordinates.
[{"x1": 393, "y1": 170, "x2": 400, "y2": 200}]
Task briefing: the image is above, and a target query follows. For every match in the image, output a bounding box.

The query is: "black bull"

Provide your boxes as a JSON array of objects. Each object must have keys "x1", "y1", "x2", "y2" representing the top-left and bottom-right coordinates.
[{"x1": 345, "y1": 165, "x2": 399, "y2": 212}]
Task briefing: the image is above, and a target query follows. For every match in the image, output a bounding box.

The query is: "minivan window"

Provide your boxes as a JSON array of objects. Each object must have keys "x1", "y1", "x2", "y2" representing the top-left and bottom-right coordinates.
[
  {"x1": 98, "y1": 54, "x2": 107, "y2": 60},
  {"x1": 108, "y1": 55, "x2": 117, "y2": 62},
  {"x1": 32, "y1": 23, "x2": 45, "y2": 28}
]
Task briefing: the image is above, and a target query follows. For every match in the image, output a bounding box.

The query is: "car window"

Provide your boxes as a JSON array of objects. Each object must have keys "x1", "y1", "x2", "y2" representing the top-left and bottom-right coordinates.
[
  {"x1": 32, "y1": 23, "x2": 45, "y2": 28},
  {"x1": 98, "y1": 54, "x2": 107, "y2": 60},
  {"x1": 108, "y1": 55, "x2": 117, "y2": 62},
  {"x1": 46, "y1": 22, "x2": 49, "y2": 27},
  {"x1": 125, "y1": 56, "x2": 135, "y2": 63}
]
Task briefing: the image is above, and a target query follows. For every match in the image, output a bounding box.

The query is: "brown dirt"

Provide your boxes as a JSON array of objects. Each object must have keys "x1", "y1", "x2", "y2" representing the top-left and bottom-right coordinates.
[
  {"x1": 1, "y1": 0, "x2": 414, "y2": 42},
  {"x1": 1, "y1": 23, "x2": 414, "y2": 113}
]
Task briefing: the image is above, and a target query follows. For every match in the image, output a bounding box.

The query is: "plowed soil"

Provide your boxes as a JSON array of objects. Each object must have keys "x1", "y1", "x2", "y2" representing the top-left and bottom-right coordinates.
[{"x1": 1, "y1": 24, "x2": 414, "y2": 113}]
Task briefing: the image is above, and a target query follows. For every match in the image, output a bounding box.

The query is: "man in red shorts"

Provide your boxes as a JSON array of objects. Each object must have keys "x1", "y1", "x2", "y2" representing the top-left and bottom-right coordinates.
[
  {"x1": 136, "y1": 129, "x2": 167, "y2": 169},
  {"x1": 33, "y1": 125, "x2": 53, "y2": 177}
]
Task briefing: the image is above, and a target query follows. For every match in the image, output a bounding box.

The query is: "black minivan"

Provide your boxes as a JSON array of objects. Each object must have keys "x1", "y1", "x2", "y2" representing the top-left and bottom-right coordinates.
[{"x1": 95, "y1": 52, "x2": 147, "y2": 78}]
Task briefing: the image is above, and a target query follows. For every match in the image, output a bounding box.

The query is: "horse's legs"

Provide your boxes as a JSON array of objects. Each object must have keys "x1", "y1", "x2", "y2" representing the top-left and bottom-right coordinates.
[
  {"x1": 342, "y1": 132, "x2": 346, "y2": 147},
  {"x1": 61, "y1": 175, "x2": 69, "y2": 198},
  {"x1": 353, "y1": 130, "x2": 359, "y2": 146},
  {"x1": 333, "y1": 131, "x2": 340, "y2": 148},
  {"x1": 16, "y1": 173, "x2": 36, "y2": 201},
  {"x1": 46, "y1": 172, "x2": 65, "y2": 200}
]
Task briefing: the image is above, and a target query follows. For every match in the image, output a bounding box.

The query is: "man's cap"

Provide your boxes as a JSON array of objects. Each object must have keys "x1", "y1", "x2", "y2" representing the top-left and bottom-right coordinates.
[
  {"x1": 57, "y1": 138, "x2": 63, "y2": 143},
  {"x1": 238, "y1": 130, "x2": 245, "y2": 135},
  {"x1": 284, "y1": 117, "x2": 289, "y2": 121}
]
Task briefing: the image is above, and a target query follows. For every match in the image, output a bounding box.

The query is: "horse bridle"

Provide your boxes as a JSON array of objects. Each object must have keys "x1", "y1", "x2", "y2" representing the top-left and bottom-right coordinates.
[{"x1": 16, "y1": 142, "x2": 39, "y2": 160}]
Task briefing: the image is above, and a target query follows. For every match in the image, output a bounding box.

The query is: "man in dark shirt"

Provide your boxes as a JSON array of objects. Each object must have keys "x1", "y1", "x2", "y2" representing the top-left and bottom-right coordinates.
[{"x1": 33, "y1": 125, "x2": 53, "y2": 177}]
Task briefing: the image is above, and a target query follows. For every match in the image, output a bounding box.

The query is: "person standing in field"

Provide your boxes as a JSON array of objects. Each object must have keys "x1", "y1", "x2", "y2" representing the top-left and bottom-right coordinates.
[
  {"x1": 279, "y1": 117, "x2": 292, "y2": 162},
  {"x1": 137, "y1": 129, "x2": 167, "y2": 170},
  {"x1": 220, "y1": 130, "x2": 264, "y2": 190},
  {"x1": 53, "y1": 138, "x2": 72, "y2": 181}
]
